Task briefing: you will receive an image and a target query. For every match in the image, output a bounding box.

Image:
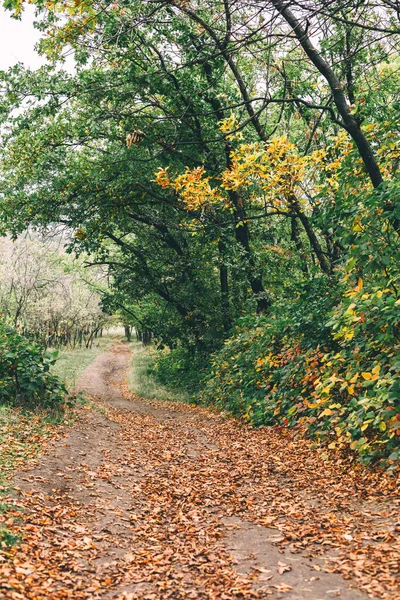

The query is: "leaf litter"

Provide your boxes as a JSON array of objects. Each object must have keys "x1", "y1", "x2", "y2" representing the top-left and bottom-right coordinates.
[{"x1": 0, "y1": 344, "x2": 398, "y2": 599}]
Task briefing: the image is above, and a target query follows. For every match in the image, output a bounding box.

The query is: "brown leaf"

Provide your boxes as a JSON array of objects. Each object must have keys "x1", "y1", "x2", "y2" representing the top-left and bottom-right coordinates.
[
  {"x1": 272, "y1": 583, "x2": 293, "y2": 592},
  {"x1": 277, "y1": 561, "x2": 291, "y2": 575}
]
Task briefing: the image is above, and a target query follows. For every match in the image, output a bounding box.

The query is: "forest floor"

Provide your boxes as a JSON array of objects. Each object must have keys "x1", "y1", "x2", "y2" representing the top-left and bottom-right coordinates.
[{"x1": 0, "y1": 343, "x2": 399, "y2": 600}]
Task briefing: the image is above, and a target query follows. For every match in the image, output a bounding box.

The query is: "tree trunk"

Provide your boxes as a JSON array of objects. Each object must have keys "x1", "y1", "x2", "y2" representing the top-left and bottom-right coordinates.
[
  {"x1": 291, "y1": 217, "x2": 309, "y2": 275},
  {"x1": 289, "y1": 197, "x2": 331, "y2": 274},
  {"x1": 271, "y1": 0, "x2": 384, "y2": 189},
  {"x1": 218, "y1": 240, "x2": 231, "y2": 332}
]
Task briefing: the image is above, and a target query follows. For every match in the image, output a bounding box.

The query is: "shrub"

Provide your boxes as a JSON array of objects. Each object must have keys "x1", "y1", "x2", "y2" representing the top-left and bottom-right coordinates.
[
  {"x1": 0, "y1": 322, "x2": 66, "y2": 408},
  {"x1": 200, "y1": 281, "x2": 400, "y2": 468},
  {"x1": 152, "y1": 346, "x2": 210, "y2": 396}
]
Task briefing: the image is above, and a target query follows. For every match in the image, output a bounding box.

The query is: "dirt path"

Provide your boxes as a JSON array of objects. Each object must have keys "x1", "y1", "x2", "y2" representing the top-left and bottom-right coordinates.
[{"x1": 1, "y1": 344, "x2": 399, "y2": 599}]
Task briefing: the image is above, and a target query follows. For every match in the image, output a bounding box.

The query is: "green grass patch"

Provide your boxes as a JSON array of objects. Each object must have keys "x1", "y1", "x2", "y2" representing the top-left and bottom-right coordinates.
[
  {"x1": 128, "y1": 342, "x2": 190, "y2": 403},
  {"x1": 51, "y1": 336, "x2": 112, "y2": 390},
  {"x1": 0, "y1": 502, "x2": 12, "y2": 513},
  {"x1": 0, "y1": 526, "x2": 21, "y2": 547}
]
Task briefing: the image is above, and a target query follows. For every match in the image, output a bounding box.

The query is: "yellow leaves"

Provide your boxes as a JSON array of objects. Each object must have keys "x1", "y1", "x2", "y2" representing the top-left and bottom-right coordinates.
[
  {"x1": 154, "y1": 166, "x2": 227, "y2": 211},
  {"x1": 307, "y1": 400, "x2": 324, "y2": 408},
  {"x1": 154, "y1": 167, "x2": 172, "y2": 189},
  {"x1": 355, "y1": 278, "x2": 363, "y2": 292},
  {"x1": 334, "y1": 130, "x2": 350, "y2": 147},
  {"x1": 326, "y1": 159, "x2": 341, "y2": 171},
  {"x1": 309, "y1": 148, "x2": 327, "y2": 164},
  {"x1": 218, "y1": 113, "x2": 238, "y2": 135},
  {"x1": 256, "y1": 357, "x2": 266, "y2": 368},
  {"x1": 320, "y1": 408, "x2": 332, "y2": 417},
  {"x1": 218, "y1": 113, "x2": 244, "y2": 141},
  {"x1": 343, "y1": 328, "x2": 354, "y2": 340},
  {"x1": 357, "y1": 365, "x2": 382, "y2": 384},
  {"x1": 267, "y1": 135, "x2": 296, "y2": 159},
  {"x1": 220, "y1": 136, "x2": 308, "y2": 202},
  {"x1": 154, "y1": 134, "x2": 312, "y2": 213}
]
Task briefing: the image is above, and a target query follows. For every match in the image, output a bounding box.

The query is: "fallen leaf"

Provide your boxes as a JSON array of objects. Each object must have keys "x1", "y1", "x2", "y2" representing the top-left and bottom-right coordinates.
[{"x1": 277, "y1": 561, "x2": 291, "y2": 575}]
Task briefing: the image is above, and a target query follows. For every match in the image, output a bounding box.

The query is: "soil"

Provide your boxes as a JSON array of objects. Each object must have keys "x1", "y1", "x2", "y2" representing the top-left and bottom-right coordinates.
[{"x1": 2, "y1": 343, "x2": 399, "y2": 599}]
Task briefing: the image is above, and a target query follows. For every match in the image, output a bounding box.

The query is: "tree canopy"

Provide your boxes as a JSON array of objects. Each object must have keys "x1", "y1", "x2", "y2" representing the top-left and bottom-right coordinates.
[{"x1": 0, "y1": 0, "x2": 399, "y2": 464}]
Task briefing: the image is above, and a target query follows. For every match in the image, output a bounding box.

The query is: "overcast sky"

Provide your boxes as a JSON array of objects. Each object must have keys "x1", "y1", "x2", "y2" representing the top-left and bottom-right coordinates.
[{"x1": 0, "y1": 5, "x2": 46, "y2": 70}]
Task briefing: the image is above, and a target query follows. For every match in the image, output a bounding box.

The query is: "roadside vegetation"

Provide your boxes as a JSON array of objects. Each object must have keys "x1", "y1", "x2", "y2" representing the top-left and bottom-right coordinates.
[
  {"x1": 0, "y1": 1, "x2": 399, "y2": 468},
  {"x1": 128, "y1": 342, "x2": 190, "y2": 404}
]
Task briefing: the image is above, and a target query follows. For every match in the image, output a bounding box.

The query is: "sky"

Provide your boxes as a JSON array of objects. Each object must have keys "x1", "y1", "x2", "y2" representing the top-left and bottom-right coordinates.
[
  {"x1": 0, "y1": 5, "x2": 45, "y2": 71},
  {"x1": 0, "y1": 5, "x2": 76, "y2": 72}
]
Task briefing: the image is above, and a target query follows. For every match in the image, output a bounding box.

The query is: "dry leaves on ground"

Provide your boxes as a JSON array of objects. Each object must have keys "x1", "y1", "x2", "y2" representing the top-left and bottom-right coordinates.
[{"x1": 0, "y1": 348, "x2": 398, "y2": 599}]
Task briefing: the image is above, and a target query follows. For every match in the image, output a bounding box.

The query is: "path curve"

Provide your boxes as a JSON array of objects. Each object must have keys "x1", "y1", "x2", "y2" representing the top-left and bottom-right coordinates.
[{"x1": 3, "y1": 344, "x2": 398, "y2": 599}]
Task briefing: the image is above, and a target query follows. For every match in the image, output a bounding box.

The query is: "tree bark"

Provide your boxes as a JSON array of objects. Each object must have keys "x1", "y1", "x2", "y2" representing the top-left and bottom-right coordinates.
[
  {"x1": 291, "y1": 216, "x2": 309, "y2": 275},
  {"x1": 289, "y1": 198, "x2": 331, "y2": 274}
]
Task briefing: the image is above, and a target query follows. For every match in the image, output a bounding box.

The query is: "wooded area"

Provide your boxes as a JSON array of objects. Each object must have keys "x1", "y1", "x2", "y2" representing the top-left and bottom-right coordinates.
[
  {"x1": 0, "y1": 2, "x2": 399, "y2": 598},
  {"x1": 0, "y1": 1, "x2": 399, "y2": 461}
]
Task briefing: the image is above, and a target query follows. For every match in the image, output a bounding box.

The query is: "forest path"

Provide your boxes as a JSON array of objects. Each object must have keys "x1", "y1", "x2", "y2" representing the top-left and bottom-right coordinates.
[{"x1": 2, "y1": 343, "x2": 398, "y2": 599}]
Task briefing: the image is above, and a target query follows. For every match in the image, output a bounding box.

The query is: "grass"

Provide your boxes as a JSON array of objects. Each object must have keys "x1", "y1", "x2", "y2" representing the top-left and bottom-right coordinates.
[
  {"x1": 0, "y1": 526, "x2": 21, "y2": 547},
  {"x1": 128, "y1": 342, "x2": 190, "y2": 403},
  {"x1": 0, "y1": 502, "x2": 12, "y2": 513},
  {"x1": 51, "y1": 336, "x2": 113, "y2": 390}
]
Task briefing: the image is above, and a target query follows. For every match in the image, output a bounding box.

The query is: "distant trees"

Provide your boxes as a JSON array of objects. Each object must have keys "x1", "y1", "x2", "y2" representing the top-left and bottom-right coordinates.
[{"x1": 0, "y1": 236, "x2": 111, "y2": 348}]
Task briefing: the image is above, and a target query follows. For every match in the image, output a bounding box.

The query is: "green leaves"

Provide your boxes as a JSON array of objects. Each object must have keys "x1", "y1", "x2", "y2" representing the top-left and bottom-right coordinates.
[
  {"x1": 0, "y1": 322, "x2": 66, "y2": 409},
  {"x1": 199, "y1": 268, "x2": 400, "y2": 468}
]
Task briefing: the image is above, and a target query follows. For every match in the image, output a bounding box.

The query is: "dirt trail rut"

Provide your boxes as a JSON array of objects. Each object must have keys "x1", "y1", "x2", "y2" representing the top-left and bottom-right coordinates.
[{"x1": 2, "y1": 344, "x2": 399, "y2": 599}]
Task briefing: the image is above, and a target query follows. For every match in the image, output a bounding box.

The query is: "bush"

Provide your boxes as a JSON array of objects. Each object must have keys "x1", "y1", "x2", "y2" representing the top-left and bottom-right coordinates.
[
  {"x1": 199, "y1": 280, "x2": 400, "y2": 468},
  {"x1": 0, "y1": 322, "x2": 66, "y2": 408},
  {"x1": 152, "y1": 346, "x2": 210, "y2": 396}
]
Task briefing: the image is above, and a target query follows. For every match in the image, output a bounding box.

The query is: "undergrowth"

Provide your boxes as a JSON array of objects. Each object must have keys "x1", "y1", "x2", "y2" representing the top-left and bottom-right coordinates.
[
  {"x1": 151, "y1": 274, "x2": 400, "y2": 469},
  {"x1": 128, "y1": 342, "x2": 191, "y2": 403},
  {"x1": 0, "y1": 322, "x2": 65, "y2": 409},
  {"x1": 199, "y1": 280, "x2": 400, "y2": 468}
]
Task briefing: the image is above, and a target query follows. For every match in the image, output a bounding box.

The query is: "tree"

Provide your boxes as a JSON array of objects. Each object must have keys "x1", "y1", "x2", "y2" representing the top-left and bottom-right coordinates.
[
  {"x1": 0, "y1": 235, "x2": 110, "y2": 348},
  {"x1": 0, "y1": 0, "x2": 399, "y2": 350}
]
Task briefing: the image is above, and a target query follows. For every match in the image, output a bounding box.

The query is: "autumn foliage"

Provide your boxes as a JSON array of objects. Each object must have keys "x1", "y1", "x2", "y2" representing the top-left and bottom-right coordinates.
[{"x1": 0, "y1": 1, "x2": 399, "y2": 467}]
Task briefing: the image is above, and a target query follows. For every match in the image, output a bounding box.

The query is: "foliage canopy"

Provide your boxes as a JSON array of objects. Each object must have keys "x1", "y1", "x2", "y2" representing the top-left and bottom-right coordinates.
[{"x1": 0, "y1": 0, "x2": 399, "y2": 464}]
